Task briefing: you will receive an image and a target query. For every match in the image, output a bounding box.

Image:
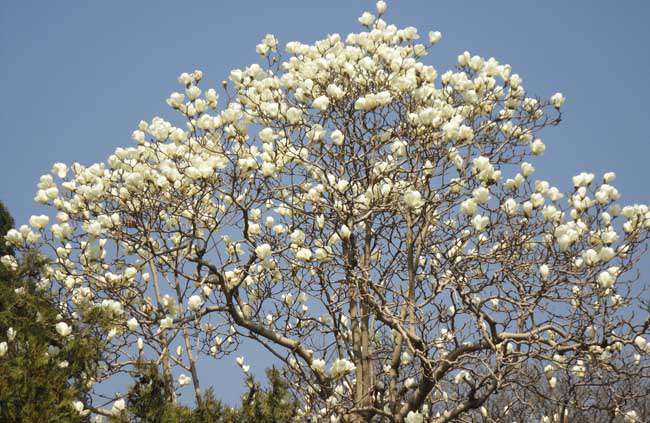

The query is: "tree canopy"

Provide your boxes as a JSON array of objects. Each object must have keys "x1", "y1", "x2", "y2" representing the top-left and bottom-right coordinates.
[{"x1": 2, "y1": 1, "x2": 649, "y2": 422}]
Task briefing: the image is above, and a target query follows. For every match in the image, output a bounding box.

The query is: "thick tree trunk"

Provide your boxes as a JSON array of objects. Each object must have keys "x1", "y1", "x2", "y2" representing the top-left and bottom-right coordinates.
[
  {"x1": 150, "y1": 262, "x2": 177, "y2": 404},
  {"x1": 175, "y1": 280, "x2": 203, "y2": 407},
  {"x1": 346, "y1": 235, "x2": 374, "y2": 422}
]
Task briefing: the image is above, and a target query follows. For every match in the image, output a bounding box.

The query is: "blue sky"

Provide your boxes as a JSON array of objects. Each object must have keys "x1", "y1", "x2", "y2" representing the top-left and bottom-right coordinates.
[{"x1": 1, "y1": 0, "x2": 649, "y2": 405}]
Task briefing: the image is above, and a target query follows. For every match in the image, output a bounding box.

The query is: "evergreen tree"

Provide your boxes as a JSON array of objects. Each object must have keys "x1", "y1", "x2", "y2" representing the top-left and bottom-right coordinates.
[
  {"x1": 0, "y1": 201, "x2": 102, "y2": 422},
  {"x1": 117, "y1": 365, "x2": 298, "y2": 422},
  {"x1": 0, "y1": 201, "x2": 13, "y2": 257}
]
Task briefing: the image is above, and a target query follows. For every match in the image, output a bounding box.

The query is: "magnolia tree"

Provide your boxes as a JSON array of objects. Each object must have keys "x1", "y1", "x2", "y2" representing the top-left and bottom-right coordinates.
[{"x1": 3, "y1": 1, "x2": 650, "y2": 422}]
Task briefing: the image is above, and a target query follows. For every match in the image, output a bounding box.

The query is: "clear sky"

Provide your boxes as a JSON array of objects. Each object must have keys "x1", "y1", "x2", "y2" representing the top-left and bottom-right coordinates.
[{"x1": 1, "y1": 0, "x2": 649, "y2": 405}]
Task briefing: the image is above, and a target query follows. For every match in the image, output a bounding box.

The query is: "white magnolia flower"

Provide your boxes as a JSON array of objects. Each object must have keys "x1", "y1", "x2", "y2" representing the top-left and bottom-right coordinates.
[
  {"x1": 86, "y1": 221, "x2": 102, "y2": 237},
  {"x1": 572, "y1": 172, "x2": 594, "y2": 187},
  {"x1": 255, "y1": 243, "x2": 272, "y2": 259},
  {"x1": 4, "y1": 229, "x2": 23, "y2": 246},
  {"x1": 160, "y1": 316, "x2": 174, "y2": 329},
  {"x1": 261, "y1": 162, "x2": 276, "y2": 177},
  {"x1": 187, "y1": 295, "x2": 203, "y2": 311},
  {"x1": 471, "y1": 215, "x2": 489, "y2": 232},
  {"x1": 624, "y1": 410, "x2": 639, "y2": 422},
  {"x1": 186, "y1": 85, "x2": 201, "y2": 101},
  {"x1": 428, "y1": 31, "x2": 442, "y2": 44},
  {"x1": 127, "y1": 317, "x2": 139, "y2": 331},
  {"x1": 178, "y1": 72, "x2": 193, "y2": 86},
  {"x1": 286, "y1": 107, "x2": 302, "y2": 123},
  {"x1": 358, "y1": 12, "x2": 375, "y2": 26},
  {"x1": 339, "y1": 225, "x2": 351, "y2": 240},
  {"x1": 530, "y1": 139, "x2": 546, "y2": 155},
  {"x1": 330, "y1": 130, "x2": 344, "y2": 146},
  {"x1": 521, "y1": 162, "x2": 535, "y2": 177},
  {"x1": 112, "y1": 398, "x2": 126, "y2": 415},
  {"x1": 454, "y1": 370, "x2": 471, "y2": 384},
  {"x1": 29, "y1": 215, "x2": 49, "y2": 230},
  {"x1": 599, "y1": 247, "x2": 615, "y2": 262},
  {"x1": 544, "y1": 364, "x2": 555, "y2": 378},
  {"x1": 405, "y1": 411, "x2": 424, "y2": 423},
  {"x1": 205, "y1": 88, "x2": 218, "y2": 103},
  {"x1": 404, "y1": 189, "x2": 424, "y2": 209},
  {"x1": 472, "y1": 187, "x2": 490, "y2": 204},
  {"x1": 539, "y1": 264, "x2": 550, "y2": 280},
  {"x1": 597, "y1": 270, "x2": 615, "y2": 289},
  {"x1": 460, "y1": 199, "x2": 477, "y2": 216},
  {"x1": 0, "y1": 341, "x2": 7, "y2": 357},
  {"x1": 0, "y1": 255, "x2": 18, "y2": 271},
  {"x1": 51, "y1": 163, "x2": 68, "y2": 178},
  {"x1": 314, "y1": 247, "x2": 329, "y2": 261},
  {"x1": 400, "y1": 352, "x2": 412, "y2": 365},
  {"x1": 388, "y1": 139, "x2": 404, "y2": 157},
  {"x1": 502, "y1": 198, "x2": 519, "y2": 215},
  {"x1": 582, "y1": 248, "x2": 600, "y2": 266},
  {"x1": 311, "y1": 358, "x2": 326, "y2": 373},
  {"x1": 178, "y1": 374, "x2": 192, "y2": 386},
  {"x1": 282, "y1": 292, "x2": 294, "y2": 306},
  {"x1": 55, "y1": 322, "x2": 72, "y2": 337},
  {"x1": 290, "y1": 229, "x2": 306, "y2": 245},
  {"x1": 330, "y1": 358, "x2": 356, "y2": 377},
  {"x1": 550, "y1": 92, "x2": 565, "y2": 108},
  {"x1": 603, "y1": 172, "x2": 616, "y2": 183},
  {"x1": 296, "y1": 248, "x2": 312, "y2": 261},
  {"x1": 312, "y1": 96, "x2": 330, "y2": 111},
  {"x1": 72, "y1": 400, "x2": 86, "y2": 415}
]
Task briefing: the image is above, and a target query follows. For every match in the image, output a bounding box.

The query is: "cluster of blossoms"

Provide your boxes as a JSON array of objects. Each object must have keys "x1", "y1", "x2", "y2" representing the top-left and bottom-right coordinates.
[{"x1": 3, "y1": 1, "x2": 649, "y2": 421}]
